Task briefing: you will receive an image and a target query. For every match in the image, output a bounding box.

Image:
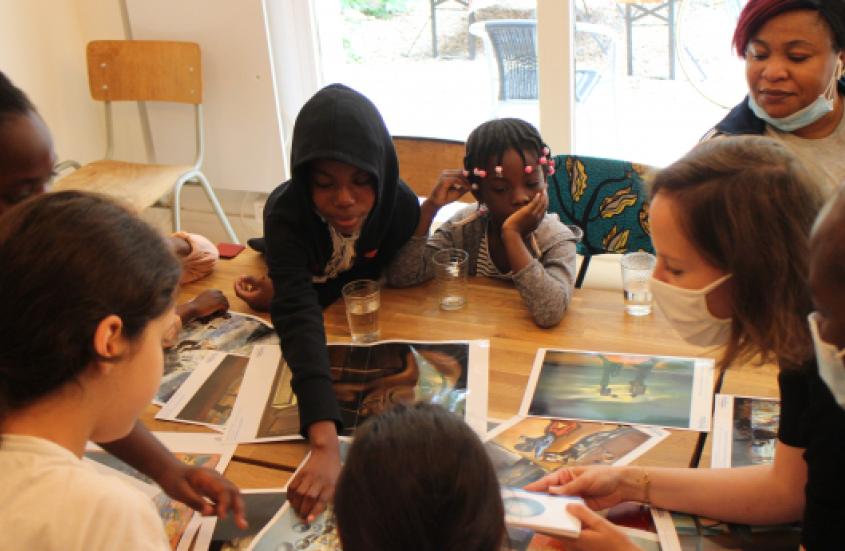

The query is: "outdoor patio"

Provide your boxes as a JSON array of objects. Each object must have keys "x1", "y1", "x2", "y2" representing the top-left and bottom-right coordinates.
[{"x1": 325, "y1": 0, "x2": 746, "y2": 168}]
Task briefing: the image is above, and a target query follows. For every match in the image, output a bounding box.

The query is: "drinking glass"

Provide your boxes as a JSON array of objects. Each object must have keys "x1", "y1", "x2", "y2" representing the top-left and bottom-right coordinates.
[
  {"x1": 432, "y1": 248, "x2": 469, "y2": 310},
  {"x1": 620, "y1": 252, "x2": 656, "y2": 316},
  {"x1": 341, "y1": 279, "x2": 380, "y2": 342}
]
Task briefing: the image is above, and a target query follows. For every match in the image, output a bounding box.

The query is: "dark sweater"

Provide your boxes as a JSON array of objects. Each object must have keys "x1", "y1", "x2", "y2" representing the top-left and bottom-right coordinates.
[
  {"x1": 778, "y1": 362, "x2": 845, "y2": 550},
  {"x1": 263, "y1": 84, "x2": 420, "y2": 436}
]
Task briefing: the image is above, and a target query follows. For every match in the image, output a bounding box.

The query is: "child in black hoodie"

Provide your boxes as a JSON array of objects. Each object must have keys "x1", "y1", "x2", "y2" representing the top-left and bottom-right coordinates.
[{"x1": 243, "y1": 84, "x2": 419, "y2": 521}]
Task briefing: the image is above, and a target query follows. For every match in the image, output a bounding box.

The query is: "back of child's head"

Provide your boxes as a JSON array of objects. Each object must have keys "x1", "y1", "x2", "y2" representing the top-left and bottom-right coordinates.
[
  {"x1": 464, "y1": 118, "x2": 550, "y2": 184},
  {"x1": 0, "y1": 191, "x2": 180, "y2": 419},
  {"x1": 334, "y1": 403, "x2": 505, "y2": 551},
  {"x1": 0, "y1": 71, "x2": 35, "y2": 123}
]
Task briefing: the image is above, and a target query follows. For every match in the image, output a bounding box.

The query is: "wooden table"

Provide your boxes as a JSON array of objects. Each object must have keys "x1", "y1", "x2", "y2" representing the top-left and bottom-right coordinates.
[{"x1": 157, "y1": 249, "x2": 780, "y2": 482}]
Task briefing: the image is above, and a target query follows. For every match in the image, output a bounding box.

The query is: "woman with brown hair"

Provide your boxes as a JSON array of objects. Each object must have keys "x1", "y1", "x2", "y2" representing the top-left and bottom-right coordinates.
[{"x1": 528, "y1": 136, "x2": 835, "y2": 550}]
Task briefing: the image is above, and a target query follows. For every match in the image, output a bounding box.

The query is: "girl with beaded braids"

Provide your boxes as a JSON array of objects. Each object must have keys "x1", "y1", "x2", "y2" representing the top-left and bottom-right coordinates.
[{"x1": 388, "y1": 118, "x2": 581, "y2": 327}]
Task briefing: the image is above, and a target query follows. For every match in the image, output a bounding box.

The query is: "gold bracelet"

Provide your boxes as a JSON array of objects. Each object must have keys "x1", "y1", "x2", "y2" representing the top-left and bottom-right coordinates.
[{"x1": 640, "y1": 468, "x2": 651, "y2": 504}]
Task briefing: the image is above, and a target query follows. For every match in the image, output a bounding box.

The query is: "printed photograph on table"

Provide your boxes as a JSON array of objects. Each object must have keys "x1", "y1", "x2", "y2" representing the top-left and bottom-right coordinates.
[
  {"x1": 194, "y1": 490, "x2": 287, "y2": 551},
  {"x1": 226, "y1": 341, "x2": 489, "y2": 443},
  {"x1": 247, "y1": 503, "x2": 340, "y2": 551},
  {"x1": 711, "y1": 394, "x2": 780, "y2": 468},
  {"x1": 157, "y1": 353, "x2": 249, "y2": 430},
  {"x1": 157, "y1": 349, "x2": 207, "y2": 405},
  {"x1": 85, "y1": 433, "x2": 236, "y2": 551},
  {"x1": 484, "y1": 416, "x2": 669, "y2": 487},
  {"x1": 158, "y1": 311, "x2": 278, "y2": 405},
  {"x1": 520, "y1": 349, "x2": 715, "y2": 431},
  {"x1": 170, "y1": 311, "x2": 278, "y2": 356},
  {"x1": 662, "y1": 512, "x2": 800, "y2": 551}
]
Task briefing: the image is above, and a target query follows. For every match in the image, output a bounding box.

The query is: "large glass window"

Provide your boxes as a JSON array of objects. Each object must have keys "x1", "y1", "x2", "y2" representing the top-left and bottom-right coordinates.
[
  {"x1": 311, "y1": 0, "x2": 748, "y2": 167},
  {"x1": 573, "y1": 0, "x2": 747, "y2": 166},
  {"x1": 317, "y1": 0, "x2": 538, "y2": 140}
]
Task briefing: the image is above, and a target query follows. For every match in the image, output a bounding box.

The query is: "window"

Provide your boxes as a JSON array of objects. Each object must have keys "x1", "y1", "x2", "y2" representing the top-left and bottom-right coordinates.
[
  {"x1": 573, "y1": 0, "x2": 747, "y2": 166},
  {"x1": 299, "y1": 0, "x2": 748, "y2": 166},
  {"x1": 316, "y1": 0, "x2": 538, "y2": 140}
]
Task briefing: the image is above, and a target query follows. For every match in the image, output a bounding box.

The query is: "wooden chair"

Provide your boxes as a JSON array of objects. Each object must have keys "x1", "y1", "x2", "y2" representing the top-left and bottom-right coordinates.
[
  {"x1": 393, "y1": 136, "x2": 473, "y2": 203},
  {"x1": 54, "y1": 40, "x2": 239, "y2": 243}
]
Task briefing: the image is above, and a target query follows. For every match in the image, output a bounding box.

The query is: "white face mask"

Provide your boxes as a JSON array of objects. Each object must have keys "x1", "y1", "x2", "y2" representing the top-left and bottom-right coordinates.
[
  {"x1": 808, "y1": 312, "x2": 845, "y2": 409},
  {"x1": 747, "y1": 58, "x2": 843, "y2": 132},
  {"x1": 650, "y1": 274, "x2": 732, "y2": 347}
]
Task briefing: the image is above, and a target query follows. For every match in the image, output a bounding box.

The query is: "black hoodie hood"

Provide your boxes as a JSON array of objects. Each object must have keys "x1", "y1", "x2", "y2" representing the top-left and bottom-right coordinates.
[
  {"x1": 263, "y1": 84, "x2": 419, "y2": 286},
  {"x1": 284, "y1": 83, "x2": 402, "y2": 256}
]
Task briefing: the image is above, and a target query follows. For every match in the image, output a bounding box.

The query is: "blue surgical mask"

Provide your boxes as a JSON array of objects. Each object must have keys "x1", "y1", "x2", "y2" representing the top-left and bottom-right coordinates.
[
  {"x1": 808, "y1": 312, "x2": 845, "y2": 409},
  {"x1": 748, "y1": 94, "x2": 833, "y2": 132},
  {"x1": 748, "y1": 59, "x2": 843, "y2": 132}
]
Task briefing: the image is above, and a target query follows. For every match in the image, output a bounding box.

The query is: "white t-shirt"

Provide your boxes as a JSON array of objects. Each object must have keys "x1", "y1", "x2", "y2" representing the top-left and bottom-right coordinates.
[
  {"x1": 0, "y1": 434, "x2": 170, "y2": 551},
  {"x1": 765, "y1": 110, "x2": 845, "y2": 195}
]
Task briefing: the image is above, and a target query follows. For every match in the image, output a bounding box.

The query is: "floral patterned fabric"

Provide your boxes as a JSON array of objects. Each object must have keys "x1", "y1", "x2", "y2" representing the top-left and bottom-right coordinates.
[{"x1": 546, "y1": 154, "x2": 654, "y2": 257}]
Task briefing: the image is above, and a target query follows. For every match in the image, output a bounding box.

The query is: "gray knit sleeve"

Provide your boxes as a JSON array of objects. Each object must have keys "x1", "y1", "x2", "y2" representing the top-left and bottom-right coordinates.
[
  {"x1": 386, "y1": 214, "x2": 463, "y2": 287},
  {"x1": 511, "y1": 225, "x2": 580, "y2": 328}
]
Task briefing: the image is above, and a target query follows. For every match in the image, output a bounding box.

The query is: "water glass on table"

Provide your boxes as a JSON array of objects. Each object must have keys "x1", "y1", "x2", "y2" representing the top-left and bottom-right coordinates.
[
  {"x1": 620, "y1": 251, "x2": 656, "y2": 316},
  {"x1": 432, "y1": 248, "x2": 469, "y2": 310},
  {"x1": 341, "y1": 279, "x2": 380, "y2": 342}
]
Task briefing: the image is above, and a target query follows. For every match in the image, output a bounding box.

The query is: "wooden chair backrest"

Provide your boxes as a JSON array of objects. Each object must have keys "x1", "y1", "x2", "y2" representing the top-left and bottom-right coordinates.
[
  {"x1": 87, "y1": 40, "x2": 203, "y2": 104},
  {"x1": 393, "y1": 136, "x2": 472, "y2": 202}
]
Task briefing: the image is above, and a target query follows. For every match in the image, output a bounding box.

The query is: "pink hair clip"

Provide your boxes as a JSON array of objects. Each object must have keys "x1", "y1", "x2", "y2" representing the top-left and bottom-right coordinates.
[
  {"x1": 461, "y1": 169, "x2": 469, "y2": 177},
  {"x1": 539, "y1": 156, "x2": 548, "y2": 165},
  {"x1": 542, "y1": 147, "x2": 550, "y2": 156},
  {"x1": 473, "y1": 168, "x2": 487, "y2": 178},
  {"x1": 495, "y1": 166, "x2": 503, "y2": 176},
  {"x1": 548, "y1": 166, "x2": 556, "y2": 176},
  {"x1": 524, "y1": 165, "x2": 534, "y2": 174}
]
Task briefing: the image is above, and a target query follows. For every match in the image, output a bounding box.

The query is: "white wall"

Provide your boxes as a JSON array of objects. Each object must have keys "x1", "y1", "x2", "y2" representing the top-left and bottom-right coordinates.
[
  {"x1": 0, "y1": 0, "x2": 146, "y2": 165},
  {"x1": 124, "y1": 0, "x2": 286, "y2": 192},
  {"x1": 537, "y1": 0, "x2": 574, "y2": 155},
  {"x1": 2, "y1": 0, "x2": 287, "y2": 193}
]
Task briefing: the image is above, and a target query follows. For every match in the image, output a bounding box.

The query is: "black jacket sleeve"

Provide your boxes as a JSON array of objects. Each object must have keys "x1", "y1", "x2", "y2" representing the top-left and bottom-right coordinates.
[{"x1": 265, "y1": 223, "x2": 342, "y2": 438}]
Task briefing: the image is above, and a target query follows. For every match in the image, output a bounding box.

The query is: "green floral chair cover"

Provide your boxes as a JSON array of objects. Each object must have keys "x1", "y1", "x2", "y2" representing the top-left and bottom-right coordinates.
[{"x1": 546, "y1": 154, "x2": 655, "y2": 287}]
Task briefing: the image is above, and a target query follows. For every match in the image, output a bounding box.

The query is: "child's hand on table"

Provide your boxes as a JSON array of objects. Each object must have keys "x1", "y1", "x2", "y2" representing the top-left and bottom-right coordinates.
[
  {"x1": 157, "y1": 462, "x2": 248, "y2": 529},
  {"x1": 184, "y1": 289, "x2": 230, "y2": 320},
  {"x1": 288, "y1": 420, "x2": 342, "y2": 523},
  {"x1": 234, "y1": 274, "x2": 273, "y2": 312}
]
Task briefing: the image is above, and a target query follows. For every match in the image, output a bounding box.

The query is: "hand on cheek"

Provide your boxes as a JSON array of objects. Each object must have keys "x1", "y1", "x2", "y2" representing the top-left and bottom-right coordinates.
[{"x1": 501, "y1": 190, "x2": 546, "y2": 237}]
